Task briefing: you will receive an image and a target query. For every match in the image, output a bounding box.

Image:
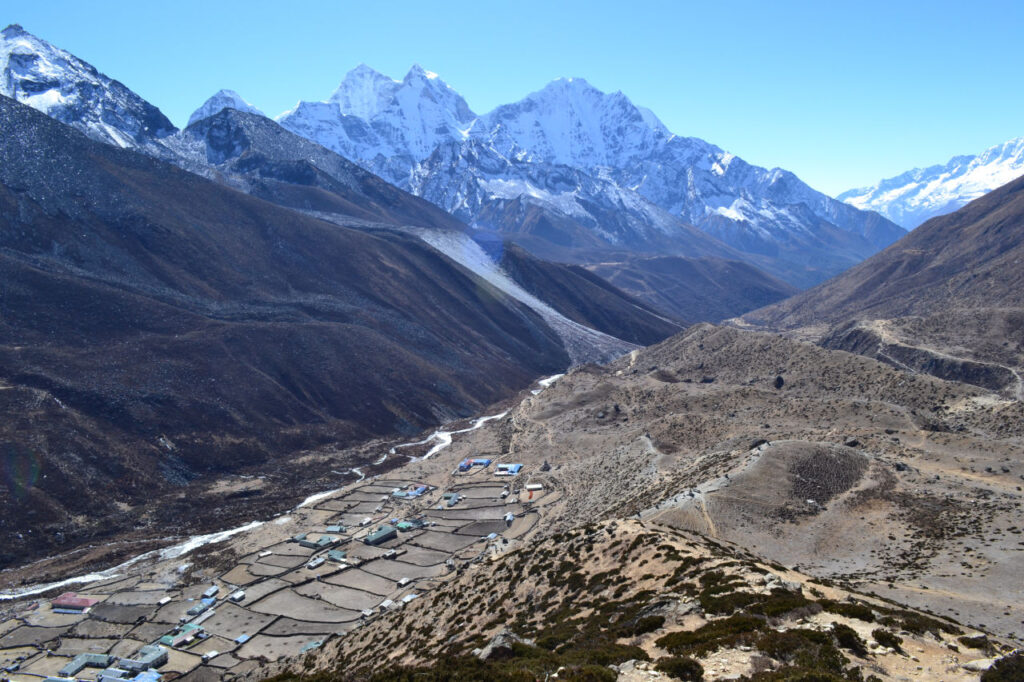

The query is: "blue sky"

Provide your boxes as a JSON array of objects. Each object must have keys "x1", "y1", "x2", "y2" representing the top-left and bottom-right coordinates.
[{"x1": 7, "y1": 0, "x2": 1023, "y2": 195}]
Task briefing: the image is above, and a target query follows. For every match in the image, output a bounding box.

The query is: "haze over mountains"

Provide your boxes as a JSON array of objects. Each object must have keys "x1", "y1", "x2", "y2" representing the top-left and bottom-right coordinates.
[{"x1": 841, "y1": 136, "x2": 1024, "y2": 229}]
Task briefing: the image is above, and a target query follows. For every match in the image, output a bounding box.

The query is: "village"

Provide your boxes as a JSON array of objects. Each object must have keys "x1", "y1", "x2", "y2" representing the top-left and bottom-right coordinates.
[{"x1": 0, "y1": 453, "x2": 552, "y2": 682}]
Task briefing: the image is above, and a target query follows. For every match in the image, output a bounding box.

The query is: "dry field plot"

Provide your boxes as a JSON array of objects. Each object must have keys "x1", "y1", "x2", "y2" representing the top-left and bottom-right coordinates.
[
  {"x1": 235, "y1": 634, "x2": 320, "y2": 662},
  {"x1": 394, "y1": 545, "x2": 449, "y2": 566},
  {"x1": 54, "y1": 636, "x2": 117, "y2": 655},
  {"x1": 293, "y1": 582, "x2": 381, "y2": 611},
  {"x1": 201, "y1": 603, "x2": 276, "y2": 639},
  {"x1": 425, "y1": 506, "x2": 508, "y2": 521},
  {"x1": 0, "y1": 625, "x2": 71, "y2": 648},
  {"x1": 245, "y1": 562, "x2": 289, "y2": 578},
  {"x1": 344, "y1": 501, "x2": 384, "y2": 514},
  {"x1": 324, "y1": 569, "x2": 396, "y2": 595},
  {"x1": 72, "y1": 618, "x2": 133, "y2": 638},
  {"x1": 261, "y1": 541, "x2": 314, "y2": 556},
  {"x1": 360, "y1": 558, "x2": 445, "y2": 582},
  {"x1": 258, "y1": 553, "x2": 308, "y2": 569},
  {"x1": 455, "y1": 520, "x2": 509, "y2": 536},
  {"x1": 338, "y1": 491, "x2": 391, "y2": 503},
  {"x1": 0, "y1": 646, "x2": 37, "y2": 667},
  {"x1": 410, "y1": 531, "x2": 483, "y2": 553},
  {"x1": 220, "y1": 564, "x2": 261, "y2": 586},
  {"x1": 227, "y1": 577, "x2": 291, "y2": 603},
  {"x1": 344, "y1": 544, "x2": 391, "y2": 563},
  {"x1": 22, "y1": 608, "x2": 88, "y2": 627},
  {"x1": 336, "y1": 513, "x2": 382, "y2": 526},
  {"x1": 128, "y1": 620, "x2": 173, "y2": 641},
  {"x1": 87, "y1": 576, "x2": 141, "y2": 592},
  {"x1": 163, "y1": 647, "x2": 202, "y2": 674},
  {"x1": 312, "y1": 499, "x2": 356, "y2": 512},
  {"x1": 249, "y1": 590, "x2": 358, "y2": 623},
  {"x1": 261, "y1": 617, "x2": 343, "y2": 637},
  {"x1": 90, "y1": 602, "x2": 155, "y2": 623},
  {"x1": 105, "y1": 589, "x2": 168, "y2": 605},
  {"x1": 206, "y1": 652, "x2": 241, "y2": 669},
  {"x1": 20, "y1": 652, "x2": 72, "y2": 677},
  {"x1": 108, "y1": 637, "x2": 147, "y2": 658},
  {"x1": 457, "y1": 485, "x2": 507, "y2": 499}
]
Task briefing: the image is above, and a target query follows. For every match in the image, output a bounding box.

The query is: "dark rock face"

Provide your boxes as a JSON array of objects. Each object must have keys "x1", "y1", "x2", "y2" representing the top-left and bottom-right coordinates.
[
  {"x1": 173, "y1": 109, "x2": 468, "y2": 231},
  {"x1": 586, "y1": 255, "x2": 798, "y2": 324},
  {"x1": 496, "y1": 243, "x2": 682, "y2": 344},
  {"x1": 0, "y1": 95, "x2": 574, "y2": 564}
]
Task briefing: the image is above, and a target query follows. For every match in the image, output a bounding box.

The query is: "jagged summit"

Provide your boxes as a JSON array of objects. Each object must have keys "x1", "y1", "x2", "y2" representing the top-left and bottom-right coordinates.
[
  {"x1": 0, "y1": 24, "x2": 905, "y2": 290},
  {"x1": 186, "y1": 88, "x2": 263, "y2": 126},
  {"x1": 278, "y1": 64, "x2": 903, "y2": 286},
  {"x1": 280, "y1": 63, "x2": 474, "y2": 164},
  {"x1": 405, "y1": 62, "x2": 440, "y2": 80},
  {"x1": 0, "y1": 23, "x2": 175, "y2": 148},
  {"x1": 327, "y1": 63, "x2": 397, "y2": 118}
]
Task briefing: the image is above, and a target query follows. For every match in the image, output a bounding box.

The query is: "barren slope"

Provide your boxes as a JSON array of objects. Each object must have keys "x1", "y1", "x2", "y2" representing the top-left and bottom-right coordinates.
[{"x1": 399, "y1": 324, "x2": 1024, "y2": 643}]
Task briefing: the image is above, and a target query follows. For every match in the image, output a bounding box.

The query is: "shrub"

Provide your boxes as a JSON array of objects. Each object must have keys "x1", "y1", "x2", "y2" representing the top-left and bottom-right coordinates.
[
  {"x1": 630, "y1": 615, "x2": 666, "y2": 635},
  {"x1": 831, "y1": 623, "x2": 868, "y2": 657},
  {"x1": 754, "y1": 628, "x2": 849, "y2": 677},
  {"x1": 655, "y1": 656, "x2": 704, "y2": 681},
  {"x1": 656, "y1": 614, "x2": 767, "y2": 656},
  {"x1": 558, "y1": 665, "x2": 617, "y2": 682},
  {"x1": 820, "y1": 599, "x2": 875, "y2": 622},
  {"x1": 871, "y1": 628, "x2": 903, "y2": 653},
  {"x1": 749, "y1": 590, "x2": 815, "y2": 618}
]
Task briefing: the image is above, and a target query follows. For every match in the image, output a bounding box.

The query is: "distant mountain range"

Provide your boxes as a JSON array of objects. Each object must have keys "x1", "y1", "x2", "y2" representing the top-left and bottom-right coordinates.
[
  {"x1": 275, "y1": 65, "x2": 906, "y2": 287},
  {"x1": 0, "y1": 23, "x2": 798, "y2": 319},
  {"x1": 840, "y1": 137, "x2": 1024, "y2": 228}
]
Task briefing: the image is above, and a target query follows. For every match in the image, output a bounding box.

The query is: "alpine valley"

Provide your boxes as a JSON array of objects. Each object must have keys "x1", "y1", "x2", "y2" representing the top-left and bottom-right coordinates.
[{"x1": 0, "y1": 20, "x2": 1022, "y2": 682}]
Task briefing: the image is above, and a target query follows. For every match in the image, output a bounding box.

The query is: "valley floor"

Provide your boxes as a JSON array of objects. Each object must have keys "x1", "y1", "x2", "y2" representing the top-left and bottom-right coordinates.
[{"x1": 2, "y1": 326, "x2": 1023, "y2": 681}]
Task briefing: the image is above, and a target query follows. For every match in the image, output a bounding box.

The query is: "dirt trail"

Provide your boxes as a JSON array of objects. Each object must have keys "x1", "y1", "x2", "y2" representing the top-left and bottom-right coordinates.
[
  {"x1": 870, "y1": 319, "x2": 1024, "y2": 399},
  {"x1": 696, "y1": 494, "x2": 718, "y2": 538}
]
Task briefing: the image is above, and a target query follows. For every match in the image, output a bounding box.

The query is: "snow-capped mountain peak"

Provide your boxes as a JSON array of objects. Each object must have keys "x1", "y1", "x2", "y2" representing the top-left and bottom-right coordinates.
[
  {"x1": 476, "y1": 76, "x2": 671, "y2": 169},
  {"x1": 328, "y1": 63, "x2": 398, "y2": 118},
  {"x1": 404, "y1": 63, "x2": 440, "y2": 82},
  {"x1": 0, "y1": 24, "x2": 176, "y2": 148},
  {"x1": 839, "y1": 136, "x2": 1024, "y2": 228},
  {"x1": 280, "y1": 63, "x2": 905, "y2": 286},
  {"x1": 187, "y1": 89, "x2": 263, "y2": 127},
  {"x1": 278, "y1": 64, "x2": 476, "y2": 174}
]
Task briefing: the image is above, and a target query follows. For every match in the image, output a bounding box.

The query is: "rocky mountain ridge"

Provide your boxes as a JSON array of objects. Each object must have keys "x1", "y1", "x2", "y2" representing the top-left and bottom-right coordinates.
[
  {"x1": 0, "y1": 23, "x2": 175, "y2": 150},
  {"x1": 277, "y1": 66, "x2": 906, "y2": 287}
]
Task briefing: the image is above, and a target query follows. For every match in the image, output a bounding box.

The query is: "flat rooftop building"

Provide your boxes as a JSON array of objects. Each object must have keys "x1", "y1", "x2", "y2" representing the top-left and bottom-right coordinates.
[
  {"x1": 52, "y1": 592, "x2": 99, "y2": 612},
  {"x1": 59, "y1": 653, "x2": 114, "y2": 677},
  {"x1": 364, "y1": 525, "x2": 398, "y2": 546}
]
